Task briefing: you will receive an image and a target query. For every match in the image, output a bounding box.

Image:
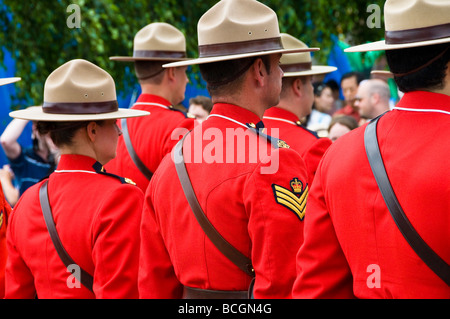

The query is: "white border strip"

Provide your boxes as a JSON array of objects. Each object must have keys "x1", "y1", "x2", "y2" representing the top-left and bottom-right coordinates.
[
  {"x1": 207, "y1": 114, "x2": 249, "y2": 129},
  {"x1": 54, "y1": 170, "x2": 97, "y2": 174},
  {"x1": 263, "y1": 116, "x2": 297, "y2": 126},
  {"x1": 393, "y1": 106, "x2": 450, "y2": 115}
]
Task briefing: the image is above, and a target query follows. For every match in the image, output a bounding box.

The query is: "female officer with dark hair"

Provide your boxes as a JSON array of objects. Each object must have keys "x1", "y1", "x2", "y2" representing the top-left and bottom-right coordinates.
[{"x1": 4, "y1": 59, "x2": 148, "y2": 299}]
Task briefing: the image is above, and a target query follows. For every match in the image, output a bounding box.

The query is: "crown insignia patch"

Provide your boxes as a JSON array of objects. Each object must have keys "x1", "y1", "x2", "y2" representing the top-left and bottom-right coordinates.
[
  {"x1": 272, "y1": 178, "x2": 309, "y2": 221},
  {"x1": 124, "y1": 177, "x2": 136, "y2": 185},
  {"x1": 277, "y1": 140, "x2": 290, "y2": 149}
]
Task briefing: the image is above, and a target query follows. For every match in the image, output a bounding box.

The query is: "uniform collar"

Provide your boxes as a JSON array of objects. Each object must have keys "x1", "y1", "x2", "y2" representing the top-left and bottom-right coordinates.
[
  {"x1": 209, "y1": 103, "x2": 263, "y2": 128},
  {"x1": 56, "y1": 154, "x2": 100, "y2": 172},
  {"x1": 396, "y1": 91, "x2": 450, "y2": 111},
  {"x1": 135, "y1": 94, "x2": 171, "y2": 107},
  {"x1": 263, "y1": 107, "x2": 302, "y2": 124}
]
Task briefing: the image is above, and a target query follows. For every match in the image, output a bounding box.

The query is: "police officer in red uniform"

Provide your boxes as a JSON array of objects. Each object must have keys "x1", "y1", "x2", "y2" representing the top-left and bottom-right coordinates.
[
  {"x1": 4, "y1": 59, "x2": 148, "y2": 298},
  {"x1": 263, "y1": 34, "x2": 335, "y2": 184},
  {"x1": 0, "y1": 187, "x2": 12, "y2": 299},
  {"x1": 0, "y1": 76, "x2": 20, "y2": 298},
  {"x1": 139, "y1": 0, "x2": 317, "y2": 299},
  {"x1": 105, "y1": 23, "x2": 196, "y2": 193},
  {"x1": 293, "y1": 0, "x2": 450, "y2": 298}
]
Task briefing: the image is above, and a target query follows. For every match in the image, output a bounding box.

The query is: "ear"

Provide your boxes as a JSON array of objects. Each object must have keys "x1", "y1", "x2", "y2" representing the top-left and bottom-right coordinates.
[
  {"x1": 371, "y1": 92, "x2": 380, "y2": 105},
  {"x1": 292, "y1": 78, "x2": 303, "y2": 97},
  {"x1": 86, "y1": 121, "x2": 98, "y2": 143},
  {"x1": 166, "y1": 67, "x2": 176, "y2": 82},
  {"x1": 253, "y1": 58, "x2": 266, "y2": 87}
]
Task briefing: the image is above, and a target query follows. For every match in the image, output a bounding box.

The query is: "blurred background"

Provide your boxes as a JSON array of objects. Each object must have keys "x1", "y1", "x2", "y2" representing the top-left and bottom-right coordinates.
[{"x1": 0, "y1": 0, "x2": 392, "y2": 165}]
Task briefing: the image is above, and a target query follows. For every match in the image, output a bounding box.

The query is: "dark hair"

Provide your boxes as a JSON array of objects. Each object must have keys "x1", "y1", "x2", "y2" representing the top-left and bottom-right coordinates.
[
  {"x1": 340, "y1": 71, "x2": 364, "y2": 86},
  {"x1": 326, "y1": 79, "x2": 340, "y2": 92},
  {"x1": 189, "y1": 95, "x2": 213, "y2": 113},
  {"x1": 386, "y1": 43, "x2": 450, "y2": 92},
  {"x1": 36, "y1": 120, "x2": 105, "y2": 148},
  {"x1": 328, "y1": 115, "x2": 358, "y2": 132},
  {"x1": 280, "y1": 76, "x2": 308, "y2": 98},
  {"x1": 199, "y1": 55, "x2": 272, "y2": 96},
  {"x1": 134, "y1": 60, "x2": 166, "y2": 84},
  {"x1": 313, "y1": 81, "x2": 332, "y2": 97}
]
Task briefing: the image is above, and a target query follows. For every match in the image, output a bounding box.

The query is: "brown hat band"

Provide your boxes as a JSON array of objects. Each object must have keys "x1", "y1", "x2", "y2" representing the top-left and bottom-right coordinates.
[
  {"x1": 198, "y1": 37, "x2": 283, "y2": 58},
  {"x1": 281, "y1": 62, "x2": 312, "y2": 73},
  {"x1": 385, "y1": 22, "x2": 450, "y2": 45},
  {"x1": 133, "y1": 50, "x2": 187, "y2": 59},
  {"x1": 43, "y1": 100, "x2": 119, "y2": 114}
]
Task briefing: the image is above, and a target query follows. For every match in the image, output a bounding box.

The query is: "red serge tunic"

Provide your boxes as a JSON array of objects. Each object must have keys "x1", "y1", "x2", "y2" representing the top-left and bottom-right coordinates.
[
  {"x1": 139, "y1": 103, "x2": 310, "y2": 299},
  {"x1": 5, "y1": 154, "x2": 144, "y2": 299},
  {"x1": 105, "y1": 94, "x2": 196, "y2": 193},
  {"x1": 293, "y1": 91, "x2": 450, "y2": 299},
  {"x1": 0, "y1": 187, "x2": 12, "y2": 298},
  {"x1": 263, "y1": 107, "x2": 332, "y2": 184}
]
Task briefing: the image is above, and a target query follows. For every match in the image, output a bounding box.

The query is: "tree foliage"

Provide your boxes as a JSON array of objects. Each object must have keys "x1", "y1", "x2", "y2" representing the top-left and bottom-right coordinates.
[{"x1": 0, "y1": 0, "x2": 385, "y2": 109}]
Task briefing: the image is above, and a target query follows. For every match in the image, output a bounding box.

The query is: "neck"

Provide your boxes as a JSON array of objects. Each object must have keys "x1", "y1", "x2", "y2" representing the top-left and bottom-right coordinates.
[
  {"x1": 371, "y1": 102, "x2": 390, "y2": 118},
  {"x1": 58, "y1": 132, "x2": 98, "y2": 164},
  {"x1": 36, "y1": 148, "x2": 49, "y2": 162},
  {"x1": 275, "y1": 99, "x2": 307, "y2": 120},
  {"x1": 428, "y1": 85, "x2": 450, "y2": 96},
  {"x1": 429, "y1": 62, "x2": 450, "y2": 96}
]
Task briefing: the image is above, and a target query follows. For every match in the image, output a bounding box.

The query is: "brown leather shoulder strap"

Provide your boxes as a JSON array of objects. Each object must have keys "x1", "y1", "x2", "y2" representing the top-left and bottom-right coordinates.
[
  {"x1": 365, "y1": 116, "x2": 450, "y2": 286},
  {"x1": 39, "y1": 180, "x2": 94, "y2": 292},
  {"x1": 121, "y1": 118, "x2": 153, "y2": 180},
  {"x1": 173, "y1": 133, "x2": 255, "y2": 278}
]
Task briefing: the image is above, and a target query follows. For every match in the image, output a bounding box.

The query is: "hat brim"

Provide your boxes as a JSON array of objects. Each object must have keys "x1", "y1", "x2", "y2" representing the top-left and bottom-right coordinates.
[
  {"x1": 0, "y1": 77, "x2": 21, "y2": 86},
  {"x1": 283, "y1": 65, "x2": 337, "y2": 78},
  {"x1": 110, "y1": 56, "x2": 192, "y2": 62},
  {"x1": 9, "y1": 106, "x2": 149, "y2": 122},
  {"x1": 371, "y1": 70, "x2": 394, "y2": 79},
  {"x1": 163, "y1": 47, "x2": 320, "y2": 68},
  {"x1": 345, "y1": 37, "x2": 450, "y2": 52}
]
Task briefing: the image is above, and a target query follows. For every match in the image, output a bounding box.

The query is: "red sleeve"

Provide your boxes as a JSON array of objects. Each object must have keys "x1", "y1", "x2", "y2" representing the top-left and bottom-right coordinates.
[
  {"x1": 4, "y1": 196, "x2": 36, "y2": 299},
  {"x1": 0, "y1": 187, "x2": 13, "y2": 298},
  {"x1": 246, "y1": 148, "x2": 309, "y2": 299},
  {"x1": 302, "y1": 138, "x2": 332, "y2": 184},
  {"x1": 292, "y1": 159, "x2": 355, "y2": 299},
  {"x1": 91, "y1": 186, "x2": 144, "y2": 299},
  {"x1": 138, "y1": 175, "x2": 183, "y2": 298}
]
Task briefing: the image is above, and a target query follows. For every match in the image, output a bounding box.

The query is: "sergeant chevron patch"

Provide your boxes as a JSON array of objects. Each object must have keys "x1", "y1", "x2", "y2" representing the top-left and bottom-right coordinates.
[{"x1": 272, "y1": 178, "x2": 309, "y2": 221}]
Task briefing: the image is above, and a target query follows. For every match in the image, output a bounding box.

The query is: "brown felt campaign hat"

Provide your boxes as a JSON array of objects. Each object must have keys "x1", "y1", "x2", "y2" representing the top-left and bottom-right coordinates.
[
  {"x1": 280, "y1": 33, "x2": 337, "y2": 77},
  {"x1": 345, "y1": 0, "x2": 450, "y2": 52},
  {"x1": 164, "y1": 0, "x2": 319, "y2": 68},
  {"x1": 110, "y1": 22, "x2": 191, "y2": 62},
  {"x1": 9, "y1": 59, "x2": 149, "y2": 121}
]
